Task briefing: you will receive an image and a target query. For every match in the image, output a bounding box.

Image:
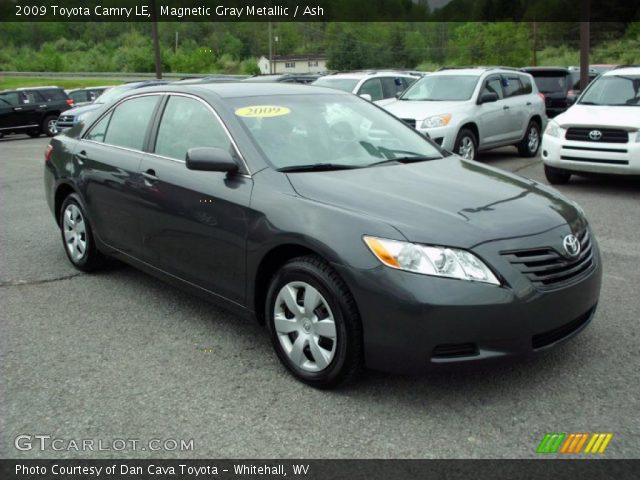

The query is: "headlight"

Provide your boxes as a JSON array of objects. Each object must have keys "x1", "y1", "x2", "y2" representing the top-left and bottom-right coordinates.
[
  {"x1": 544, "y1": 120, "x2": 564, "y2": 138},
  {"x1": 363, "y1": 236, "x2": 500, "y2": 285},
  {"x1": 420, "y1": 114, "x2": 452, "y2": 129}
]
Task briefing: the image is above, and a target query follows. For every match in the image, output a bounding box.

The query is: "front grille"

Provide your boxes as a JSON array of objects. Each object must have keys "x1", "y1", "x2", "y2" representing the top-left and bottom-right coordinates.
[
  {"x1": 565, "y1": 127, "x2": 628, "y2": 143},
  {"x1": 432, "y1": 343, "x2": 478, "y2": 359},
  {"x1": 401, "y1": 118, "x2": 416, "y2": 128},
  {"x1": 532, "y1": 306, "x2": 595, "y2": 350},
  {"x1": 501, "y1": 229, "x2": 595, "y2": 288},
  {"x1": 57, "y1": 115, "x2": 74, "y2": 123}
]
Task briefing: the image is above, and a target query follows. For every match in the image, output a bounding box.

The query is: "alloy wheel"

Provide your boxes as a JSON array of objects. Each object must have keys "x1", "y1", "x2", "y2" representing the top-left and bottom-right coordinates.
[
  {"x1": 273, "y1": 281, "x2": 337, "y2": 372},
  {"x1": 458, "y1": 136, "x2": 475, "y2": 160},
  {"x1": 63, "y1": 204, "x2": 87, "y2": 262},
  {"x1": 48, "y1": 119, "x2": 58, "y2": 135},
  {"x1": 528, "y1": 126, "x2": 539, "y2": 153}
]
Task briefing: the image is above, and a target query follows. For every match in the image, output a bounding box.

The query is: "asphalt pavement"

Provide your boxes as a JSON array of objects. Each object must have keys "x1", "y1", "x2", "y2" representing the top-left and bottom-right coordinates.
[{"x1": 1, "y1": 135, "x2": 639, "y2": 459}]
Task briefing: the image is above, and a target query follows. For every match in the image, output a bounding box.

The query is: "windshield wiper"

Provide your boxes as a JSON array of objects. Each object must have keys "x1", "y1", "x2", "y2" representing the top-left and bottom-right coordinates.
[
  {"x1": 278, "y1": 163, "x2": 362, "y2": 173},
  {"x1": 368, "y1": 156, "x2": 440, "y2": 167}
]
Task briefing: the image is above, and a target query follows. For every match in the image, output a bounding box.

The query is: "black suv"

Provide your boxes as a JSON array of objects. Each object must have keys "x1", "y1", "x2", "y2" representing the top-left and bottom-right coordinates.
[
  {"x1": 0, "y1": 86, "x2": 73, "y2": 138},
  {"x1": 521, "y1": 67, "x2": 597, "y2": 118}
]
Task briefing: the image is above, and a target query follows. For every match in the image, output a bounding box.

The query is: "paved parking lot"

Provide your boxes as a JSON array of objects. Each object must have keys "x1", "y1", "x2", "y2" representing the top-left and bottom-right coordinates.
[{"x1": 1, "y1": 135, "x2": 639, "y2": 459}]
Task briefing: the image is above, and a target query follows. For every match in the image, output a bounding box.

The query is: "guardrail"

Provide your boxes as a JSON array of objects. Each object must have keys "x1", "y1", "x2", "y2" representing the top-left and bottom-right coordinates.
[{"x1": 0, "y1": 71, "x2": 207, "y2": 79}]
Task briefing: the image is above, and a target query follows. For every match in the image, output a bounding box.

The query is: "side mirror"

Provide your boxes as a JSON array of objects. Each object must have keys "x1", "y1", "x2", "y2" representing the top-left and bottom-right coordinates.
[
  {"x1": 566, "y1": 95, "x2": 577, "y2": 106},
  {"x1": 478, "y1": 92, "x2": 499, "y2": 104},
  {"x1": 186, "y1": 147, "x2": 238, "y2": 173},
  {"x1": 359, "y1": 93, "x2": 372, "y2": 102},
  {"x1": 394, "y1": 91, "x2": 403, "y2": 99}
]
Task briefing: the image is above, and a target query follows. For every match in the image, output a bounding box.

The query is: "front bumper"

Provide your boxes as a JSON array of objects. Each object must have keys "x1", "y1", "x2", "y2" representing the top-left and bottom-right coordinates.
[
  {"x1": 334, "y1": 227, "x2": 602, "y2": 374},
  {"x1": 416, "y1": 124, "x2": 457, "y2": 151},
  {"x1": 542, "y1": 131, "x2": 640, "y2": 175}
]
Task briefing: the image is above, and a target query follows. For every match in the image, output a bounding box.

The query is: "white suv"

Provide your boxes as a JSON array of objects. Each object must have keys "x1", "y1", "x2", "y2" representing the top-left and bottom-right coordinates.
[
  {"x1": 541, "y1": 66, "x2": 640, "y2": 184},
  {"x1": 379, "y1": 67, "x2": 547, "y2": 160},
  {"x1": 311, "y1": 71, "x2": 421, "y2": 102}
]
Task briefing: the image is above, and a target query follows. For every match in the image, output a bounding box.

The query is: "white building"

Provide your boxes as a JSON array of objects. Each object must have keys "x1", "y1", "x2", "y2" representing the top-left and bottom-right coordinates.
[{"x1": 258, "y1": 54, "x2": 327, "y2": 75}]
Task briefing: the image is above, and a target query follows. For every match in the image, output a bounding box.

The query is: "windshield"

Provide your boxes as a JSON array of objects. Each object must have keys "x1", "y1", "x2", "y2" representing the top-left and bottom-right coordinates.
[
  {"x1": 401, "y1": 75, "x2": 479, "y2": 101},
  {"x1": 230, "y1": 94, "x2": 443, "y2": 171},
  {"x1": 312, "y1": 78, "x2": 359, "y2": 93},
  {"x1": 579, "y1": 75, "x2": 640, "y2": 106},
  {"x1": 95, "y1": 84, "x2": 134, "y2": 104},
  {"x1": 530, "y1": 73, "x2": 569, "y2": 93}
]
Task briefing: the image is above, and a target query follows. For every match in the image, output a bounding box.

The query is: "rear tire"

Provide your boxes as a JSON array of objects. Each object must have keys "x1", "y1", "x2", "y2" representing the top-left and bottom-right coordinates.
[
  {"x1": 43, "y1": 115, "x2": 58, "y2": 137},
  {"x1": 59, "y1": 193, "x2": 105, "y2": 272},
  {"x1": 544, "y1": 164, "x2": 571, "y2": 185},
  {"x1": 518, "y1": 121, "x2": 541, "y2": 157},
  {"x1": 266, "y1": 255, "x2": 363, "y2": 389},
  {"x1": 454, "y1": 128, "x2": 477, "y2": 160}
]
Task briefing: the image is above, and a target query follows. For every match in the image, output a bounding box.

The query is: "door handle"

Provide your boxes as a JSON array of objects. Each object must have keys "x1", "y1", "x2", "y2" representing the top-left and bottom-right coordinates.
[
  {"x1": 526, "y1": 102, "x2": 532, "y2": 106},
  {"x1": 142, "y1": 169, "x2": 158, "y2": 184},
  {"x1": 75, "y1": 150, "x2": 88, "y2": 164},
  {"x1": 13, "y1": 107, "x2": 23, "y2": 111},
  {"x1": 503, "y1": 105, "x2": 510, "y2": 110},
  {"x1": 39, "y1": 104, "x2": 47, "y2": 108}
]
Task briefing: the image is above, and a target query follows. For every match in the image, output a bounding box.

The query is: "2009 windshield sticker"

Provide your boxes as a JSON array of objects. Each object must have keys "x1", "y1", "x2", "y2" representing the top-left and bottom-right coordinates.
[{"x1": 235, "y1": 105, "x2": 291, "y2": 118}]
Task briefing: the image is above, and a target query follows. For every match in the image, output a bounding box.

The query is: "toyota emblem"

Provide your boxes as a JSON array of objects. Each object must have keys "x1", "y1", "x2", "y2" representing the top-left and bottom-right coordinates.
[
  {"x1": 563, "y1": 234, "x2": 581, "y2": 258},
  {"x1": 588, "y1": 130, "x2": 602, "y2": 141}
]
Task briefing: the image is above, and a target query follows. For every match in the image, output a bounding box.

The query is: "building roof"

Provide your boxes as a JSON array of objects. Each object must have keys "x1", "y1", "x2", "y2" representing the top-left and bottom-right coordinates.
[{"x1": 262, "y1": 54, "x2": 326, "y2": 62}]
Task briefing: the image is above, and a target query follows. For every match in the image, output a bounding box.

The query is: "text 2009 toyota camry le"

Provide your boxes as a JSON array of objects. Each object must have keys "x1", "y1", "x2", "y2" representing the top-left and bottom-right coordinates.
[{"x1": 44, "y1": 83, "x2": 601, "y2": 388}]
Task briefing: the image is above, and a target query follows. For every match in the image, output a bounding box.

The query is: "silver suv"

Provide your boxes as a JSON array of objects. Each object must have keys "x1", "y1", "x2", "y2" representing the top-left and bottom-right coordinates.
[
  {"x1": 312, "y1": 70, "x2": 421, "y2": 103},
  {"x1": 380, "y1": 67, "x2": 547, "y2": 159}
]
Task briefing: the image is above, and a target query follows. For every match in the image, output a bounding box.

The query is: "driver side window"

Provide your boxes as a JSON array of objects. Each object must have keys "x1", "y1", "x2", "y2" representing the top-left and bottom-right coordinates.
[
  {"x1": 358, "y1": 79, "x2": 384, "y2": 102},
  {"x1": 482, "y1": 76, "x2": 504, "y2": 99}
]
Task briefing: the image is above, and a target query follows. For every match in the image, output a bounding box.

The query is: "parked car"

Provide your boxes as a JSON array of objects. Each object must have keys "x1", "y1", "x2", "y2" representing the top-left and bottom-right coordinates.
[
  {"x1": 311, "y1": 71, "x2": 420, "y2": 102},
  {"x1": 55, "y1": 80, "x2": 170, "y2": 133},
  {"x1": 66, "y1": 86, "x2": 113, "y2": 107},
  {"x1": 176, "y1": 75, "x2": 248, "y2": 84},
  {"x1": 522, "y1": 67, "x2": 596, "y2": 118},
  {"x1": 541, "y1": 65, "x2": 640, "y2": 184},
  {"x1": 242, "y1": 73, "x2": 323, "y2": 84},
  {"x1": 45, "y1": 83, "x2": 600, "y2": 388},
  {"x1": 379, "y1": 67, "x2": 546, "y2": 159},
  {"x1": 0, "y1": 86, "x2": 73, "y2": 138}
]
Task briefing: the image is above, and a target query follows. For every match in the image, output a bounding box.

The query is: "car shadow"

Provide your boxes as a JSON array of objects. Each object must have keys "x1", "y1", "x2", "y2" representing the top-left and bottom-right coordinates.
[{"x1": 0, "y1": 134, "x2": 46, "y2": 143}]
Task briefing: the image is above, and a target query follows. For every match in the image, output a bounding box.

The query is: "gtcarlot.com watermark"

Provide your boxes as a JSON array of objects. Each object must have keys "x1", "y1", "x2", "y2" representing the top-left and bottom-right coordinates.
[{"x1": 15, "y1": 434, "x2": 194, "y2": 452}]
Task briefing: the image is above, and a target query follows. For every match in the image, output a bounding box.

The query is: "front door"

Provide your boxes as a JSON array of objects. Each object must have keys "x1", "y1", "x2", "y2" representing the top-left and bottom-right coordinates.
[{"x1": 137, "y1": 94, "x2": 253, "y2": 305}]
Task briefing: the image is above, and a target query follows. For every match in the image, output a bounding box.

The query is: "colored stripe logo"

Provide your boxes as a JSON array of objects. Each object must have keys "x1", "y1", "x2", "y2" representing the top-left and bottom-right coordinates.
[{"x1": 537, "y1": 433, "x2": 613, "y2": 454}]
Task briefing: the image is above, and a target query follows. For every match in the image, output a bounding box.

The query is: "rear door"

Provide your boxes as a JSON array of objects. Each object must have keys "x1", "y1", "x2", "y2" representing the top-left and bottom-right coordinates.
[
  {"x1": 500, "y1": 74, "x2": 528, "y2": 141},
  {"x1": 136, "y1": 94, "x2": 253, "y2": 304},
  {"x1": 78, "y1": 94, "x2": 161, "y2": 256},
  {"x1": 19, "y1": 90, "x2": 47, "y2": 125}
]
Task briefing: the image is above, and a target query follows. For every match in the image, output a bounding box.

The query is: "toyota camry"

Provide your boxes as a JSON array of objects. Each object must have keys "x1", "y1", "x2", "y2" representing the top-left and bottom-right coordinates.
[{"x1": 44, "y1": 83, "x2": 602, "y2": 388}]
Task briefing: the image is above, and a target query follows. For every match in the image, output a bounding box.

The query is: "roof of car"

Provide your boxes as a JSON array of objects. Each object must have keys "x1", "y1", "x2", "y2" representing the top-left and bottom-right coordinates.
[
  {"x1": 131, "y1": 82, "x2": 349, "y2": 99},
  {"x1": 324, "y1": 71, "x2": 418, "y2": 80},
  {"x1": 521, "y1": 67, "x2": 570, "y2": 73},
  {"x1": 604, "y1": 66, "x2": 640, "y2": 75}
]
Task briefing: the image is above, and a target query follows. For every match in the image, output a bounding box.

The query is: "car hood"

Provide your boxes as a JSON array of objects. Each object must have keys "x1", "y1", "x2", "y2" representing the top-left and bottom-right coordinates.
[
  {"x1": 381, "y1": 99, "x2": 470, "y2": 121},
  {"x1": 62, "y1": 103, "x2": 103, "y2": 118},
  {"x1": 555, "y1": 104, "x2": 640, "y2": 129},
  {"x1": 287, "y1": 158, "x2": 584, "y2": 248}
]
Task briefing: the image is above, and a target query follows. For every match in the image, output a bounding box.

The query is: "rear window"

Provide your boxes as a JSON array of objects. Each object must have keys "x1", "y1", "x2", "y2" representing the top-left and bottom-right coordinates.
[
  {"x1": 529, "y1": 72, "x2": 569, "y2": 93},
  {"x1": 39, "y1": 89, "x2": 68, "y2": 102}
]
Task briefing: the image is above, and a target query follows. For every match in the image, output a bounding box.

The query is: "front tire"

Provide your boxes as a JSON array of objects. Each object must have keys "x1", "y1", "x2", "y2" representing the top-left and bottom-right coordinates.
[
  {"x1": 266, "y1": 255, "x2": 363, "y2": 388},
  {"x1": 544, "y1": 164, "x2": 571, "y2": 185},
  {"x1": 59, "y1": 193, "x2": 105, "y2": 272},
  {"x1": 43, "y1": 115, "x2": 58, "y2": 137},
  {"x1": 454, "y1": 128, "x2": 477, "y2": 160},
  {"x1": 518, "y1": 121, "x2": 541, "y2": 157}
]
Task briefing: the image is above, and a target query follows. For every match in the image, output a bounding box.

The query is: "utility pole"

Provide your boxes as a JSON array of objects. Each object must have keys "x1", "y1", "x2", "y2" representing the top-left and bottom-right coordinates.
[
  {"x1": 151, "y1": 0, "x2": 162, "y2": 79},
  {"x1": 580, "y1": 0, "x2": 590, "y2": 90},
  {"x1": 175, "y1": 31, "x2": 179, "y2": 53}
]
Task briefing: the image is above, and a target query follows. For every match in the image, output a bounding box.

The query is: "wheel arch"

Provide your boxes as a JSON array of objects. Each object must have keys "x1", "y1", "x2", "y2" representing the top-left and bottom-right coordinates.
[{"x1": 54, "y1": 182, "x2": 77, "y2": 226}]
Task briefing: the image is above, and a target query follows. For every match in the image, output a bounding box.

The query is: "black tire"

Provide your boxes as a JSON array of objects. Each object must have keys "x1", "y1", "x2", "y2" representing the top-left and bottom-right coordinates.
[
  {"x1": 265, "y1": 255, "x2": 363, "y2": 389},
  {"x1": 454, "y1": 128, "x2": 478, "y2": 160},
  {"x1": 42, "y1": 115, "x2": 58, "y2": 137},
  {"x1": 544, "y1": 164, "x2": 571, "y2": 185},
  {"x1": 59, "y1": 193, "x2": 105, "y2": 272},
  {"x1": 517, "y1": 120, "x2": 541, "y2": 157},
  {"x1": 27, "y1": 129, "x2": 41, "y2": 138}
]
